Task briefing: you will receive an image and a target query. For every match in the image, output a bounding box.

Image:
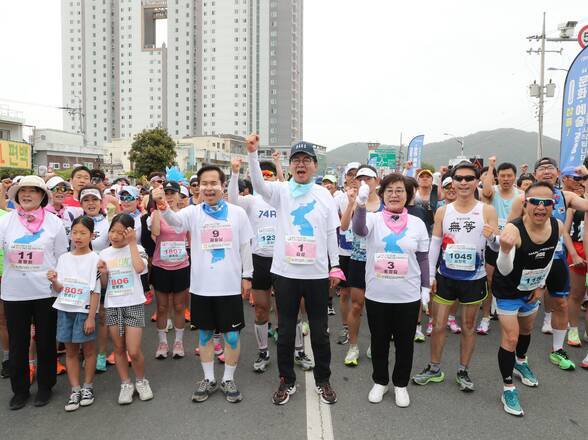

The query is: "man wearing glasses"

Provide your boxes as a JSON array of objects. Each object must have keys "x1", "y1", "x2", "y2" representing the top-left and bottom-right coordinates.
[{"x1": 507, "y1": 157, "x2": 588, "y2": 371}]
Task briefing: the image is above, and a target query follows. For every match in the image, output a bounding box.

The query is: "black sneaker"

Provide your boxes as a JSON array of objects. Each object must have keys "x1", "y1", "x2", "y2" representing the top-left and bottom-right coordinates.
[
  {"x1": 65, "y1": 390, "x2": 82, "y2": 412},
  {"x1": 80, "y1": 386, "x2": 95, "y2": 407},
  {"x1": 316, "y1": 382, "x2": 337, "y2": 404},
  {"x1": 9, "y1": 392, "x2": 30, "y2": 410},
  {"x1": 456, "y1": 370, "x2": 475, "y2": 392},
  {"x1": 191, "y1": 379, "x2": 218, "y2": 402},
  {"x1": 34, "y1": 388, "x2": 52, "y2": 407},
  {"x1": 1, "y1": 360, "x2": 9, "y2": 378},
  {"x1": 220, "y1": 380, "x2": 243, "y2": 403},
  {"x1": 272, "y1": 378, "x2": 296, "y2": 405}
]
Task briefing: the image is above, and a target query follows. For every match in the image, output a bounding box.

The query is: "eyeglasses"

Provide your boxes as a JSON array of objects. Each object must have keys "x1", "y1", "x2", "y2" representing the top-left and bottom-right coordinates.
[
  {"x1": 51, "y1": 186, "x2": 68, "y2": 193},
  {"x1": 536, "y1": 165, "x2": 556, "y2": 172},
  {"x1": 119, "y1": 194, "x2": 136, "y2": 202},
  {"x1": 291, "y1": 157, "x2": 313, "y2": 165},
  {"x1": 384, "y1": 188, "x2": 406, "y2": 195},
  {"x1": 571, "y1": 175, "x2": 588, "y2": 181},
  {"x1": 453, "y1": 175, "x2": 477, "y2": 182},
  {"x1": 527, "y1": 197, "x2": 555, "y2": 207}
]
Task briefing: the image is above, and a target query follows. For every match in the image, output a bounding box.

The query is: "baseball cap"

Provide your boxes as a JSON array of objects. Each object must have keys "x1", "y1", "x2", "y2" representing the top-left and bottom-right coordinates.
[
  {"x1": 534, "y1": 157, "x2": 558, "y2": 170},
  {"x1": 344, "y1": 162, "x2": 361, "y2": 175},
  {"x1": 118, "y1": 186, "x2": 140, "y2": 200},
  {"x1": 46, "y1": 176, "x2": 71, "y2": 190},
  {"x1": 355, "y1": 168, "x2": 378, "y2": 179},
  {"x1": 163, "y1": 180, "x2": 180, "y2": 193},
  {"x1": 79, "y1": 188, "x2": 103, "y2": 201},
  {"x1": 417, "y1": 169, "x2": 433, "y2": 178},
  {"x1": 180, "y1": 186, "x2": 189, "y2": 198},
  {"x1": 560, "y1": 166, "x2": 580, "y2": 178},
  {"x1": 322, "y1": 174, "x2": 337, "y2": 183},
  {"x1": 442, "y1": 177, "x2": 453, "y2": 187},
  {"x1": 289, "y1": 141, "x2": 317, "y2": 160}
]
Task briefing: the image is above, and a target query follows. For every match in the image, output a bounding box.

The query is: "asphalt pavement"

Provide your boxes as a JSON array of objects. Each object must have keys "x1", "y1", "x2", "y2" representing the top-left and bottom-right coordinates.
[{"x1": 0, "y1": 298, "x2": 587, "y2": 440}]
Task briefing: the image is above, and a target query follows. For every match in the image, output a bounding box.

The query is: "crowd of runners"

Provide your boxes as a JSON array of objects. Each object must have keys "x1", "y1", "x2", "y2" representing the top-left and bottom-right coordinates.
[{"x1": 0, "y1": 134, "x2": 586, "y2": 418}]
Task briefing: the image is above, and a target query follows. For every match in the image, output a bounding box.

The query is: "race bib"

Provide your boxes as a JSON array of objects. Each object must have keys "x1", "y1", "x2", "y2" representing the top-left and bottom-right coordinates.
[
  {"x1": 374, "y1": 253, "x2": 409, "y2": 279},
  {"x1": 107, "y1": 268, "x2": 134, "y2": 297},
  {"x1": 344, "y1": 228, "x2": 354, "y2": 242},
  {"x1": 58, "y1": 277, "x2": 91, "y2": 307},
  {"x1": 257, "y1": 227, "x2": 276, "y2": 250},
  {"x1": 285, "y1": 235, "x2": 317, "y2": 264},
  {"x1": 444, "y1": 244, "x2": 476, "y2": 271},
  {"x1": 359, "y1": 237, "x2": 367, "y2": 251},
  {"x1": 518, "y1": 267, "x2": 550, "y2": 291},
  {"x1": 160, "y1": 241, "x2": 187, "y2": 263},
  {"x1": 7, "y1": 243, "x2": 44, "y2": 272},
  {"x1": 201, "y1": 224, "x2": 233, "y2": 250}
]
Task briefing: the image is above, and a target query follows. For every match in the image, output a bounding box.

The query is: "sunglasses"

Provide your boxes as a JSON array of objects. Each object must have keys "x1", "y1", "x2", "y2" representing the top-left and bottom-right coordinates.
[
  {"x1": 571, "y1": 175, "x2": 588, "y2": 182},
  {"x1": 151, "y1": 179, "x2": 164, "y2": 184},
  {"x1": 119, "y1": 194, "x2": 136, "y2": 202},
  {"x1": 526, "y1": 197, "x2": 555, "y2": 207},
  {"x1": 262, "y1": 170, "x2": 275, "y2": 177},
  {"x1": 453, "y1": 175, "x2": 477, "y2": 182},
  {"x1": 190, "y1": 183, "x2": 199, "y2": 188},
  {"x1": 51, "y1": 186, "x2": 69, "y2": 193}
]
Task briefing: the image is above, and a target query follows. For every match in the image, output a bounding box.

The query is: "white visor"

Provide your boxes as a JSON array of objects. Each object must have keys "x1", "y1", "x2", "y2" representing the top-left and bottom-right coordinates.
[
  {"x1": 355, "y1": 168, "x2": 377, "y2": 179},
  {"x1": 80, "y1": 188, "x2": 103, "y2": 201}
]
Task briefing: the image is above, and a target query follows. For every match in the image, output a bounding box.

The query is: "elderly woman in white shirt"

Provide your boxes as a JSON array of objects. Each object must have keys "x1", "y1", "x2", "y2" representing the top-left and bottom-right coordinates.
[{"x1": 0, "y1": 175, "x2": 68, "y2": 410}]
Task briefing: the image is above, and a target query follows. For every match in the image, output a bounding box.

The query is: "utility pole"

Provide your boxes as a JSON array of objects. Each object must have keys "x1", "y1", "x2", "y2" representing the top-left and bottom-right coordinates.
[{"x1": 527, "y1": 13, "x2": 577, "y2": 159}]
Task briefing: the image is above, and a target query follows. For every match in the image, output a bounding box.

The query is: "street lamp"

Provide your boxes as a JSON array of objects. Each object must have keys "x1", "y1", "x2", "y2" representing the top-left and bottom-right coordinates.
[{"x1": 443, "y1": 132, "x2": 465, "y2": 157}]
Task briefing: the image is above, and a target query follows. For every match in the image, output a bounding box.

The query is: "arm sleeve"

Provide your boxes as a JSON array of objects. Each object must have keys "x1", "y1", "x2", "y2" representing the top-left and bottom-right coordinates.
[
  {"x1": 240, "y1": 241, "x2": 253, "y2": 278},
  {"x1": 352, "y1": 206, "x2": 368, "y2": 236},
  {"x1": 428, "y1": 235, "x2": 442, "y2": 283},
  {"x1": 416, "y1": 251, "x2": 431, "y2": 288},
  {"x1": 248, "y1": 151, "x2": 275, "y2": 202},
  {"x1": 161, "y1": 206, "x2": 190, "y2": 230},
  {"x1": 327, "y1": 228, "x2": 340, "y2": 268},
  {"x1": 496, "y1": 246, "x2": 515, "y2": 276}
]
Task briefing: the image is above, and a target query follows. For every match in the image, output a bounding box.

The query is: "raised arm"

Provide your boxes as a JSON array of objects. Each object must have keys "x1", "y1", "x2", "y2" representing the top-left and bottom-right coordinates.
[
  {"x1": 272, "y1": 150, "x2": 286, "y2": 182},
  {"x1": 246, "y1": 134, "x2": 275, "y2": 201},
  {"x1": 481, "y1": 156, "x2": 496, "y2": 201}
]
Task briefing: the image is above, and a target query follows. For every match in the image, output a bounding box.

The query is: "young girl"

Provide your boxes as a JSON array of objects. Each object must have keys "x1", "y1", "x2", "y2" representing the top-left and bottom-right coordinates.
[
  {"x1": 47, "y1": 216, "x2": 101, "y2": 412},
  {"x1": 98, "y1": 213, "x2": 153, "y2": 405}
]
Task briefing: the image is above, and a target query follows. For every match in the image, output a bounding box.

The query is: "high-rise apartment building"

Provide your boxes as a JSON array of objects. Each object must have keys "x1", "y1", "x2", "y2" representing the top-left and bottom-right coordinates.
[{"x1": 61, "y1": 0, "x2": 302, "y2": 148}]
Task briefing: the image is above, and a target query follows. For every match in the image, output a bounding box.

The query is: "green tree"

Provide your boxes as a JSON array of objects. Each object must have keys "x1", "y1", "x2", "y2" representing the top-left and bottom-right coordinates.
[{"x1": 128, "y1": 128, "x2": 176, "y2": 178}]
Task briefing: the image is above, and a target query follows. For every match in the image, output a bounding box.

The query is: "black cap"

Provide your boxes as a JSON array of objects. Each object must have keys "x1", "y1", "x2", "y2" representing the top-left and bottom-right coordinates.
[
  {"x1": 534, "y1": 157, "x2": 558, "y2": 171},
  {"x1": 163, "y1": 180, "x2": 180, "y2": 193},
  {"x1": 289, "y1": 141, "x2": 317, "y2": 161}
]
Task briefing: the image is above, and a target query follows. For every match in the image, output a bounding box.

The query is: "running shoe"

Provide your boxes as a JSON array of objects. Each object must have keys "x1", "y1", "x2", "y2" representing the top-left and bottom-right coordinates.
[
  {"x1": 302, "y1": 321, "x2": 310, "y2": 336},
  {"x1": 106, "y1": 352, "x2": 116, "y2": 365},
  {"x1": 315, "y1": 382, "x2": 337, "y2": 404},
  {"x1": 191, "y1": 379, "x2": 218, "y2": 402},
  {"x1": 513, "y1": 358, "x2": 538, "y2": 387},
  {"x1": 368, "y1": 384, "x2": 388, "y2": 403},
  {"x1": 172, "y1": 341, "x2": 185, "y2": 359},
  {"x1": 541, "y1": 319, "x2": 553, "y2": 335},
  {"x1": 426, "y1": 320, "x2": 433, "y2": 337},
  {"x1": 1, "y1": 360, "x2": 9, "y2": 378},
  {"x1": 344, "y1": 345, "x2": 359, "y2": 367},
  {"x1": 220, "y1": 380, "x2": 243, "y2": 403},
  {"x1": 136, "y1": 379, "x2": 153, "y2": 401},
  {"x1": 65, "y1": 390, "x2": 81, "y2": 412},
  {"x1": 581, "y1": 300, "x2": 588, "y2": 312},
  {"x1": 501, "y1": 388, "x2": 524, "y2": 417},
  {"x1": 294, "y1": 352, "x2": 314, "y2": 371},
  {"x1": 184, "y1": 308, "x2": 191, "y2": 322},
  {"x1": 414, "y1": 326, "x2": 425, "y2": 343},
  {"x1": 118, "y1": 383, "x2": 135, "y2": 405},
  {"x1": 144, "y1": 289, "x2": 154, "y2": 305},
  {"x1": 56, "y1": 360, "x2": 67, "y2": 375},
  {"x1": 80, "y1": 386, "x2": 95, "y2": 407},
  {"x1": 366, "y1": 346, "x2": 371, "y2": 359},
  {"x1": 95, "y1": 353, "x2": 107, "y2": 373},
  {"x1": 253, "y1": 351, "x2": 270, "y2": 373},
  {"x1": 272, "y1": 378, "x2": 296, "y2": 405},
  {"x1": 456, "y1": 370, "x2": 474, "y2": 392},
  {"x1": 549, "y1": 349, "x2": 576, "y2": 370},
  {"x1": 166, "y1": 319, "x2": 173, "y2": 332},
  {"x1": 476, "y1": 318, "x2": 490, "y2": 335},
  {"x1": 579, "y1": 354, "x2": 588, "y2": 369},
  {"x1": 336, "y1": 327, "x2": 349, "y2": 345},
  {"x1": 190, "y1": 323, "x2": 196, "y2": 331},
  {"x1": 327, "y1": 306, "x2": 336, "y2": 316},
  {"x1": 567, "y1": 327, "x2": 582, "y2": 347},
  {"x1": 447, "y1": 318, "x2": 462, "y2": 334},
  {"x1": 412, "y1": 365, "x2": 445, "y2": 385},
  {"x1": 150, "y1": 311, "x2": 157, "y2": 322},
  {"x1": 268, "y1": 327, "x2": 278, "y2": 342},
  {"x1": 214, "y1": 342, "x2": 224, "y2": 356},
  {"x1": 394, "y1": 386, "x2": 410, "y2": 408},
  {"x1": 155, "y1": 342, "x2": 169, "y2": 360}
]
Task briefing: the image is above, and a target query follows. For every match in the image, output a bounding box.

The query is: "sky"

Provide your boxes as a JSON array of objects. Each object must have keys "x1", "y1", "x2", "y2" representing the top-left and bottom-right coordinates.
[{"x1": 0, "y1": 0, "x2": 587, "y2": 150}]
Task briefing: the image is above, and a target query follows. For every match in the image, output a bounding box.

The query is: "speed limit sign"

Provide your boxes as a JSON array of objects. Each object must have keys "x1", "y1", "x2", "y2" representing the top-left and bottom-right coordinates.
[{"x1": 579, "y1": 25, "x2": 588, "y2": 48}]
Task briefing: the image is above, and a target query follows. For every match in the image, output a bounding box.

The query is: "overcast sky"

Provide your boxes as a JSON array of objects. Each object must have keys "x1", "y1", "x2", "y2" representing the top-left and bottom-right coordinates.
[{"x1": 0, "y1": 1, "x2": 587, "y2": 150}]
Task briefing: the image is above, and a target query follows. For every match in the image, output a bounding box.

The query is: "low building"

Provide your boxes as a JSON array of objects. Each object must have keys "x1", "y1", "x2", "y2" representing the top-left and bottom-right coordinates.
[
  {"x1": 0, "y1": 106, "x2": 25, "y2": 142},
  {"x1": 32, "y1": 129, "x2": 103, "y2": 173}
]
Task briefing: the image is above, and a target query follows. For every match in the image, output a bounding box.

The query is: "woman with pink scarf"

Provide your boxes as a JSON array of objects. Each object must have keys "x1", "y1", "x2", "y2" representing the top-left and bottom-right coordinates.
[
  {"x1": 0, "y1": 176, "x2": 68, "y2": 410},
  {"x1": 352, "y1": 173, "x2": 431, "y2": 408}
]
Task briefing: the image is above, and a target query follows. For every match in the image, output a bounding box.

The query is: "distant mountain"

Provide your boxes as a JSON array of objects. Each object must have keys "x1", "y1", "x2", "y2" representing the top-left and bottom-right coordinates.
[{"x1": 326, "y1": 129, "x2": 560, "y2": 169}]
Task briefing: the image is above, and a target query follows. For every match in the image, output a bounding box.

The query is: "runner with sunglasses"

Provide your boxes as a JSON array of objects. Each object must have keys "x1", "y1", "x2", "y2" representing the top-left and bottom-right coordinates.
[
  {"x1": 493, "y1": 181, "x2": 563, "y2": 416},
  {"x1": 413, "y1": 161, "x2": 499, "y2": 392},
  {"x1": 507, "y1": 157, "x2": 588, "y2": 370}
]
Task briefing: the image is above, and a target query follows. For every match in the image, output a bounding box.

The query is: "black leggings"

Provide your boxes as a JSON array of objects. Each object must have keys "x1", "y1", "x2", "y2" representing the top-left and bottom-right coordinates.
[{"x1": 365, "y1": 298, "x2": 420, "y2": 387}]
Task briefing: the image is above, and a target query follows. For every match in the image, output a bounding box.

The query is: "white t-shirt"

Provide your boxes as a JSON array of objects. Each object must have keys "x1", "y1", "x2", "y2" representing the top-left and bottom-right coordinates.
[
  {"x1": 91, "y1": 216, "x2": 111, "y2": 252},
  {"x1": 234, "y1": 194, "x2": 278, "y2": 258},
  {"x1": 260, "y1": 183, "x2": 340, "y2": 279},
  {"x1": 335, "y1": 192, "x2": 353, "y2": 257},
  {"x1": 364, "y1": 213, "x2": 430, "y2": 303},
  {"x1": 0, "y1": 211, "x2": 69, "y2": 301},
  {"x1": 99, "y1": 244, "x2": 148, "y2": 308},
  {"x1": 165, "y1": 203, "x2": 253, "y2": 297},
  {"x1": 52, "y1": 252, "x2": 101, "y2": 313}
]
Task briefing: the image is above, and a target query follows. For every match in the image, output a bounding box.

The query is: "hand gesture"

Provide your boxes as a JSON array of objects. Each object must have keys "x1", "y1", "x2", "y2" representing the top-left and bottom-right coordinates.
[
  {"x1": 231, "y1": 158, "x2": 242, "y2": 174},
  {"x1": 482, "y1": 224, "x2": 497, "y2": 239},
  {"x1": 357, "y1": 181, "x2": 369, "y2": 206},
  {"x1": 404, "y1": 160, "x2": 413, "y2": 170},
  {"x1": 499, "y1": 226, "x2": 517, "y2": 253},
  {"x1": 570, "y1": 252, "x2": 586, "y2": 268},
  {"x1": 488, "y1": 156, "x2": 497, "y2": 168},
  {"x1": 47, "y1": 270, "x2": 58, "y2": 283},
  {"x1": 97, "y1": 260, "x2": 108, "y2": 276},
  {"x1": 271, "y1": 150, "x2": 281, "y2": 162},
  {"x1": 347, "y1": 187, "x2": 358, "y2": 205},
  {"x1": 124, "y1": 226, "x2": 136, "y2": 244},
  {"x1": 439, "y1": 165, "x2": 449, "y2": 175},
  {"x1": 152, "y1": 187, "x2": 165, "y2": 202},
  {"x1": 246, "y1": 133, "x2": 259, "y2": 153}
]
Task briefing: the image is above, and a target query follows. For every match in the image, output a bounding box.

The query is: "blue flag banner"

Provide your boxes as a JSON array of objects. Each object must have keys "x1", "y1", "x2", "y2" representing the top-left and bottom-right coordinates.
[
  {"x1": 406, "y1": 135, "x2": 425, "y2": 177},
  {"x1": 560, "y1": 46, "x2": 588, "y2": 170}
]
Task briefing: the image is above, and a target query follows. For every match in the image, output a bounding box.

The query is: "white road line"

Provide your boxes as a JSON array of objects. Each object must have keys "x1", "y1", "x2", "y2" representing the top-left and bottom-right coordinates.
[{"x1": 304, "y1": 332, "x2": 334, "y2": 440}]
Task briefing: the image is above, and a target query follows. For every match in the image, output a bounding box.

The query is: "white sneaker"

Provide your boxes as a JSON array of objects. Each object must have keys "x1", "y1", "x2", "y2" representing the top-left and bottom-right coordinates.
[
  {"x1": 166, "y1": 319, "x2": 173, "y2": 332},
  {"x1": 366, "y1": 346, "x2": 371, "y2": 359},
  {"x1": 118, "y1": 383, "x2": 135, "y2": 405},
  {"x1": 394, "y1": 386, "x2": 410, "y2": 408},
  {"x1": 476, "y1": 318, "x2": 490, "y2": 335},
  {"x1": 541, "y1": 319, "x2": 553, "y2": 335},
  {"x1": 344, "y1": 345, "x2": 360, "y2": 367},
  {"x1": 135, "y1": 379, "x2": 154, "y2": 401},
  {"x1": 368, "y1": 384, "x2": 389, "y2": 403}
]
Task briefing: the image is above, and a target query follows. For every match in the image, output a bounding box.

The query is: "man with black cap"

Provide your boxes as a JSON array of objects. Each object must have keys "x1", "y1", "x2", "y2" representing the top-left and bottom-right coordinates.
[
  {"x1": 508, "y1": 157, "x2": 588, "y2": 371},
  {"x1": 246, "y1": 134, "x2": 344, "y2": 405}
]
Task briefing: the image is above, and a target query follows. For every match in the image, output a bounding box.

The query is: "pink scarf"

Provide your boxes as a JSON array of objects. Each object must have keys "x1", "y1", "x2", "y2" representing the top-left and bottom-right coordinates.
[
  {"x1": 17, "y1": 206, "x2": 45, "y2": 234},
  {"x1": 45, "y1": 203, "x2": 65, "y2": 219},
  {"x1": 382, "y1": 208, "x2": 408, "y2": 234}
]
